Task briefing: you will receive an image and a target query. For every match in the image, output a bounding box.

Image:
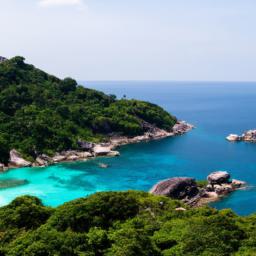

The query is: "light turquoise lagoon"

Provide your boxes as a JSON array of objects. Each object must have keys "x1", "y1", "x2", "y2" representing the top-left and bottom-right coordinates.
[{"x1": 1, "y1": 81, "x2": 256, "y2": 215}]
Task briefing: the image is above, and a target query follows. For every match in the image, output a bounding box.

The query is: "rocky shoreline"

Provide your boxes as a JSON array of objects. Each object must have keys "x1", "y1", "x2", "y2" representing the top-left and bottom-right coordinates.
[
  {"x1": 1, "y1": 121, "x2": 194, "y2": 171},
  {"x1": 150, "y1": 171, "x2": 246, "y2": 207},
  {"x1": 226, "y1": 130, "x2": 256, "y2": 142}
]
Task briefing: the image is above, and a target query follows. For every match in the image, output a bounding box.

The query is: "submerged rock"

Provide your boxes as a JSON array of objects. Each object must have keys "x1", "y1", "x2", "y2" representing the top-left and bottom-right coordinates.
[
  {"x1": 9, "y1": 149, "x2": 32, "y2": 167},
  {"x1": 0, "y1": 179, "x2": 28, "y2": 189},
  {"x1": 150, "y1": 177, "x2": 199, "y2": 199},
  {"x1": 99, "y1": 163, "x2": 108, "y2": 168}
]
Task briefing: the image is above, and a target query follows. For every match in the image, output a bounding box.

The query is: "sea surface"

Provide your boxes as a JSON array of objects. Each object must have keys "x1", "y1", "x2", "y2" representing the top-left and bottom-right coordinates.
[{"x1": 1, "y1": 81, "x2": 256, "y2": 215}]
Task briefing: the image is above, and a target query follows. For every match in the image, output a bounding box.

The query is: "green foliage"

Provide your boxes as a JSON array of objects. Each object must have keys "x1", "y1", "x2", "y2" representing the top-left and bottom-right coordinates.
[
  {"x1": 0, "y1": 196, "x2": 53, "y2": 230},
  {"x1": 48, "y1": 191, "x2": 141, "y2": 232},
  {"x1": 0, "y1": 57, "x2": 177, "y2": 162},
  {"x1": 0, "y1": 191, "x2": 255, "y2": 255},
  {"x1": 196, "y1": 180, "x2": 208, "y2": 188}
]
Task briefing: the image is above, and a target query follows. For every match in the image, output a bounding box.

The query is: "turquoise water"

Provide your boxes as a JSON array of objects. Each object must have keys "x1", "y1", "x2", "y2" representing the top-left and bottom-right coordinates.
[{"x1": 1, "y1": 81, "x2": 256, "y2": 215}]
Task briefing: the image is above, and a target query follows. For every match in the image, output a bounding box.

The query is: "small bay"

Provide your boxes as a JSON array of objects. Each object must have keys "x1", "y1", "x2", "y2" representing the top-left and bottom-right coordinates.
[{"x1": 1, "y1": 81, "x2": 256, "y2": 215}]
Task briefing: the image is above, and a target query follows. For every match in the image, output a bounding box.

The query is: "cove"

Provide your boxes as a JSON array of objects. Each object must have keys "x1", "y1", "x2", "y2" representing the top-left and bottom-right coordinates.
[{"x1": 1, "y1": 81, "x2": 256, "y2": 215}]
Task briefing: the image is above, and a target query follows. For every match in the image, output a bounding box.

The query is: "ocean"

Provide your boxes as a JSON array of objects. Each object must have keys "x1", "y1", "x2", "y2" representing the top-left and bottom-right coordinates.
[{"x1": 1, "y1": 81, "x2": 256, "y2": 215}]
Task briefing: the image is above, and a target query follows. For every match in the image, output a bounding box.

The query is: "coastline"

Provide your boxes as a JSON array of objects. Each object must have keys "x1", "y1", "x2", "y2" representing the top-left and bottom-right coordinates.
[
  {"x1": 1, "y1": 123, "x2": 247, "y2": 210},
  {"x1": 4, "y1": 121, "x2": 194, "y2": 171}
]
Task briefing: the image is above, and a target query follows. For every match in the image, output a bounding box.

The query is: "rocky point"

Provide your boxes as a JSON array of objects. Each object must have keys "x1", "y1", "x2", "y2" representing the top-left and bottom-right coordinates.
[{"x1": 150, "y1": 171, "x2": 246, "y2": 207}]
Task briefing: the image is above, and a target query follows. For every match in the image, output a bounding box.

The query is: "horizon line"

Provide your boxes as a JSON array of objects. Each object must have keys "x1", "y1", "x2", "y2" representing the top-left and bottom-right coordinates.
[{"x1": 79, "y1": 80, "x2": 256, "y2": 83}]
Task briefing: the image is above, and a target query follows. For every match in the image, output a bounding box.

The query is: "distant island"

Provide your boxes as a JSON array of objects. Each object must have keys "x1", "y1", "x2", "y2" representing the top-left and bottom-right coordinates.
[{"x1": 0, "y1": 56, "x2": 193, "y2": 170}]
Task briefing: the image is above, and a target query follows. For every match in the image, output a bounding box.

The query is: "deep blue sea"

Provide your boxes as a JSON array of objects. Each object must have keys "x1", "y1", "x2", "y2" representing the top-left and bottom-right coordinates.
[{"x1": 1, "y1": 81, "x2": 256, "y2": 215}]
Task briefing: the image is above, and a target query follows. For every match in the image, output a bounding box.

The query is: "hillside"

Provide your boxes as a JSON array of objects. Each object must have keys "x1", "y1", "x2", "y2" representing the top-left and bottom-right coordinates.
[
  {"x1": 0, "y1": 191, "x2": 254, "y2": 255},
  {"x1": 0, "y1": 57, "x2": 177, "y2": 163}
]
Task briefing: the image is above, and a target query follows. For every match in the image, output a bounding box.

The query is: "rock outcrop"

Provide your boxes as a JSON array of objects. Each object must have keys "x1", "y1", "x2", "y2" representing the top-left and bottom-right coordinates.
[
  {"x1": 110, "y1": 121, "x2": 194, "y2": 147},
  {"x1": 92, "y1": 145, "x2": 120, "y2": 157},
  {"x1": 9, "y1": 149, "x2": 32, "y2": 167},
  {"x1": 52, "y1": 151, "x2": 93, "y2": 164},
  {"x1": 150, "y1": 171, "x2": 246, "y2": 207},
  {"x1": 5, "y1": 120, "x2": 193, "y2": 169},
  {"x1": 77, "y1": 140, "x2": 94, "y2": 151},
  {"x1": 150, "y1": 177, "x2": 199, "y2": 199},
  {"x1": 226, "y1": 130, "x2": 256, "y2": 142},
  {"x1": 172, "y1": 121, "x2": 194, "y2": 135},
  {"x1": 207, "y1": 171, "x2": 230, "y2": 185},
  {"x1": 231, "y1": 179, "x2": 246, "y2": 188},
  {"x1": 35, "y1": 154, "x2": 53, "y2": 167},
  {"x1": 0, "y1": 163, "x2": 5, "y2": 172},
  {"x1": 52, "y1": 154, "x2": 67, "y2": 163},
  {"x1": 226, "y1": 134, "x2": 242, "y2": 142},
  {"x1": 107, "y1": 151, "x2": 120, "y2": 157},
  {"x1": 93, "y1": 145, "x2": 112, "y2": 156}
]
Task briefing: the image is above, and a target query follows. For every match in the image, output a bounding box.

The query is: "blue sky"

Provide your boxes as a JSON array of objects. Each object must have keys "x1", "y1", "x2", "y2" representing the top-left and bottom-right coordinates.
[{"x1": 1, "y1": 0, "x2": 256, "y2": 81}]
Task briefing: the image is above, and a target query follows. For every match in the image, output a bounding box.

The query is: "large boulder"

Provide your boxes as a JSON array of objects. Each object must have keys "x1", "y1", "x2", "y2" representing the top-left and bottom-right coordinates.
[
  {"x1": 52, "y1": 154, "x2": 66, "y2": 163},
  {"x1": 107, "y1": 151, "x2": 120, "y2": 157},
  {"x1": 35, "y1": 154, "x2": 53, "y2": 166},
  {"x1": 77, "y1": 140, "x2": 94, "y2": 151},
  {"x1": 0, "y1": 163, "x2": 5, "y2": 172},
  {"x1": 243, "y1": 130, "x2": 256, "y2": 141},
  {"x1": 226, "y1": 134, "x2": 241, "y2": 142},
  {"x1": 75, "y1": 151, "x2": 93, "y2": 159},
  {"x1": 66, "y1": 154, "x2": 80, "y2": 161},
  {"x1": 207, "y1": 171, "x2": 230, "y2": 185},
  {"x1": 9, "y1": 149, "x2": 32, "y2": 167},
  {"x1": 150, "y1": 177, "x2": 199, "y2": 199},
  {"x1": 93, "y1": 145, "x2": 112, "y2": 156},
  {"x1": 231, "y1": 179, "x2": 246, "y2": 188}
]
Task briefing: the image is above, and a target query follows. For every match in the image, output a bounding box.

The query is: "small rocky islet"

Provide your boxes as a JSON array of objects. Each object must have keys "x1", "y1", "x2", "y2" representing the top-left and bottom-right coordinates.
[
  {"x1": 226, "y1": 130, "x2": 256, "y2": 142},
  {"x1": 150, "y1": 171, "x2": 246, "y2": 207}
]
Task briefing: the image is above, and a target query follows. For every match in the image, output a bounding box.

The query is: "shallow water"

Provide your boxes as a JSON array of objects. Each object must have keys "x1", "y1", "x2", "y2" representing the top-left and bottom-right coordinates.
[{"x1": 1, "y1": 81, "x2": 256, "y2": 215}]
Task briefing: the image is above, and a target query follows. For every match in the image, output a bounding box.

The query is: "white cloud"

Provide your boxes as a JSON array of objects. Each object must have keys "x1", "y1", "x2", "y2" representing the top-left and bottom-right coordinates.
[{"x1": 38, "y1": 0, "x2": 86, "y2": 9}]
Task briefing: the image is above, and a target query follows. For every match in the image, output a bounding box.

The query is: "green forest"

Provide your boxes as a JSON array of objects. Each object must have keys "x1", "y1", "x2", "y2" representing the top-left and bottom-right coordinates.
[
  {"x1": 0, "y1": 191, "x2": 255, "y2": 256},
  {"x1": 2, "y1": 57, "x2": 254, "y2": 256},
  {"x1": 0, "y1": 57, "x2": 177, "y2": 163}
]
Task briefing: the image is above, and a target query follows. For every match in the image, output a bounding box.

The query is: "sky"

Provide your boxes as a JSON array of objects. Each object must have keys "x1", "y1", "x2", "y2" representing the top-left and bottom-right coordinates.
[{"x1": 1, "y1": 0, "x2": 256, "y2": 81}]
